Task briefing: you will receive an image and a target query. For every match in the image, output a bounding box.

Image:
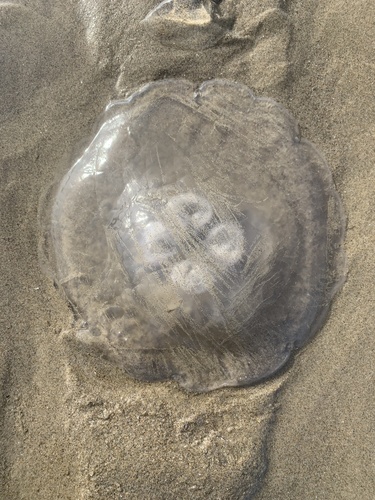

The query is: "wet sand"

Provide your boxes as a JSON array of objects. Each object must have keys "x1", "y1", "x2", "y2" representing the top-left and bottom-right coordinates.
[{"x1": 0, "y1": 1, "x2": 374, "y2": 498}]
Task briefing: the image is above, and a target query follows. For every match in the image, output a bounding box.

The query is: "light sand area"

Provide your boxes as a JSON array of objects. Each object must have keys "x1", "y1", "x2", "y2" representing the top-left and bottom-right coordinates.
[{"x1": 0, "y1": 1, "x2": 374, "y2": 498}]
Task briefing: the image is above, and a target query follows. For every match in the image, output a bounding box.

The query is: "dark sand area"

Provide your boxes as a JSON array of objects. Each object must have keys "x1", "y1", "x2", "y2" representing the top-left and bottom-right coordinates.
[{"x1": 0, "y1": 1, "x2": 374, "y2": 498}]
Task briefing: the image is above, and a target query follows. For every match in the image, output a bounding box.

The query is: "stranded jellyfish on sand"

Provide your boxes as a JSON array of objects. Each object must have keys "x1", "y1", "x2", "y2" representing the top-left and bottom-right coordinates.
[{"x1": 47, "y1": 80, "x2": 345, "y2": 392}]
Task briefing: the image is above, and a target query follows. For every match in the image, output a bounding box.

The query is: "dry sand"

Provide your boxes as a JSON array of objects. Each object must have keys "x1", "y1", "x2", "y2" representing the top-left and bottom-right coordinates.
[{"x1": 0, "y1": 1, "x2": 374, "y2": 498}]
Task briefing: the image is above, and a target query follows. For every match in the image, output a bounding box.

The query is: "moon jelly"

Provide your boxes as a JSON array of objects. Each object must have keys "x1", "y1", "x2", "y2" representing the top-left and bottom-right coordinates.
[{"x1": 48, "y1": 80, "x2": 345, "y2": 391}]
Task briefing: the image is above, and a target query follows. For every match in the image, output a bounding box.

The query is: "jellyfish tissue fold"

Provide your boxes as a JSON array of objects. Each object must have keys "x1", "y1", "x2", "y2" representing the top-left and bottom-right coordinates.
[{"x1": 49, "y1": 80, "x2": 345, "y2": 392}]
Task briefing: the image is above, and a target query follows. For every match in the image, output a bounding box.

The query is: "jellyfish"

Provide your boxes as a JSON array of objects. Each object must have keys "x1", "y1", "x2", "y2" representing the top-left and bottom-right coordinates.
[{"x1": 46, "y1": 79, "x2": 345, "y2": 392}]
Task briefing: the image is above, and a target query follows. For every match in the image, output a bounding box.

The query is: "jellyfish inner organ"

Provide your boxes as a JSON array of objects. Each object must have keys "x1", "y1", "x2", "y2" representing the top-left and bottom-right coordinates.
[{"x1": 112, "y1": 181, "x2": 256, "y2": 341}]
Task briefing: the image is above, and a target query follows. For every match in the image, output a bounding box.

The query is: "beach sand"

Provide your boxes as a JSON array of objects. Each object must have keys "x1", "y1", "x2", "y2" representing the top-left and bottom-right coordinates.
[{"x1": 0, "y1": 1, "x2": 374, "y2": 498}]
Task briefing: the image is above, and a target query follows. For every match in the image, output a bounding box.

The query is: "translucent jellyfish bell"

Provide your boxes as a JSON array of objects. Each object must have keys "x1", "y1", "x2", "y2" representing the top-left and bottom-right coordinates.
[{"x1": 47, "y1": 80, "x2": 345, "y2": 392}]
